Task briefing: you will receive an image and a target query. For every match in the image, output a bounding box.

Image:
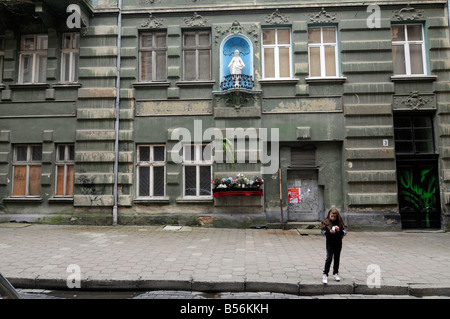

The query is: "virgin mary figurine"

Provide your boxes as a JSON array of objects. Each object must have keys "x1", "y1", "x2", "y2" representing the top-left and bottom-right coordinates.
[{"x1": 228, "y1": 50, "x2": 245, "y2": 75}]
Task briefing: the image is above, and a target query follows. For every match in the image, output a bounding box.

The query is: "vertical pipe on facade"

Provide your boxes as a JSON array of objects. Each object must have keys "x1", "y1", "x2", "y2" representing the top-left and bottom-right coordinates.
[
  {"x1": 448, "y1": 0, "x2": 450, "y2": 35},
  {"x1": 112, "y1": 0, "x2": 123, "y2": 226}
]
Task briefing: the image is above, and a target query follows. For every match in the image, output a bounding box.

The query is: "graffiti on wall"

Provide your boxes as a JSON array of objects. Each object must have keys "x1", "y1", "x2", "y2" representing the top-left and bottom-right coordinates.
[
  {"x1": 398, "y1": 167, "x2": 438, "y2": 228},
  {"x1": 77, "y1": 174, "x2": 106, "y2": 205}
]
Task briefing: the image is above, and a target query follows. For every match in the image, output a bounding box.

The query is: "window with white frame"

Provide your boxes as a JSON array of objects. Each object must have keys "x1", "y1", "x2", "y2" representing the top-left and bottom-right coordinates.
[
  {"x1": 0, "y1": 36, "x2": 4, "y2": 83},
  {"x1": 12, "y1": 145, "x2": 42, "y2": 197},
  {"x1": 61, "y1": 33, "x2": 80, "y2": 83},
  {"x1": 308, "y1": 26, "x2": 338, "y2": 77},
  {"x1": 140, "y1": 32, "x2": 167, "y2": 81},
  {"x1": 137, "y1": 145, "x2": 166, "y2": 198},
  {"x1": 55, "y1": 144, "x2": 74, "y2": 197},
  {"x1": 183, "y1": 144, "x2": 212, "y2": 197},
  {"x1": 262, "y1": 28, "x2": 292, "y2": 79},
  {"x1": 391, "y1": 24, "x2": 427, "y2": 75},
  {"x1": 183, "y1": 30, "x2": 211, "y2": 81},
  {"x1": 19, "y1": 34, "x2": 48, "y2": 83}
]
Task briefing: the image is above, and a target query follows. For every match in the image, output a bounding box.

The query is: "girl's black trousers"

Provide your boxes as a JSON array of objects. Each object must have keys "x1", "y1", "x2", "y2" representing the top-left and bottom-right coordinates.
[{"x1": 323, "y1": 240, "x2": 342, "y2": 276}]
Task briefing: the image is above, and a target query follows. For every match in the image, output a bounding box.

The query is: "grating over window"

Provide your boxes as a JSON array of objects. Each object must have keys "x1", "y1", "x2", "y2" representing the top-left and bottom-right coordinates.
[
  {"x1": 137, "y1": 145, "x2": 166, "y2": 198},
  {"x1": 183, "y1": 144, "x2": 212, "y2": 197},
  {"x1": 291, "y1": 147, "x2": 316, "y2": 167},
  {"x1": 394, "y1": 116, "x2": 435, "y2": 154}
]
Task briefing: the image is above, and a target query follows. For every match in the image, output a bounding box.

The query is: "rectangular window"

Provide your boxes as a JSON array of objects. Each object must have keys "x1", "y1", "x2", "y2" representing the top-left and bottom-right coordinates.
[
  {"x1": 391, "y1": 24, "x2": 426, "y2": 75},
  {"x1": 137, "y1": 145, "x2": 166, "y2": 198},
  {"x1": 12, "y1": 145, "x2": 42, "y2": 197},
  {"x1": 308, "y1": 26, "x2": 338, "y2": 77},
  {"x1": 262, "y1": 28, "x2": 292, "y2": 79},
  {"x1": 183, "y1": 144, "x2": 212, "y2": 197},
  {"x1": 55, "y1": 144, "x2": 75, "y2": 197},
  {"x1": 394, "y1": 115, "x2": 435, "y2": 154},
  {"x1": 61, "y1": 33, "x2": 80, "y2": 83},
  {"x1": 0, "y1": 36, "x2": 4, "y2": 83},
  {"x1": 19, "y1": 34, "x2": 48, "y2": 83},
  {"x1": 183, "y1": 30, "x2": 211, "y2": 81},
  {"x1": 140, "y1": 32, "x2": 167, "y2": 81}
]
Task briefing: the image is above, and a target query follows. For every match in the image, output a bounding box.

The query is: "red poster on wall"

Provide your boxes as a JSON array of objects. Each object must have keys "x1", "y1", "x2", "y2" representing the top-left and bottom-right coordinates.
[{"x1": 288, "y1": 187, "x2": 300, "y2": 203}]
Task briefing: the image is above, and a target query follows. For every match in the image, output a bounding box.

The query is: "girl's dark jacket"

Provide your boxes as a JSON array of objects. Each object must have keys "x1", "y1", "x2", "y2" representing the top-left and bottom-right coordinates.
[{"x1": 321, "y1": 218, "x2": 347, "y2": 242}]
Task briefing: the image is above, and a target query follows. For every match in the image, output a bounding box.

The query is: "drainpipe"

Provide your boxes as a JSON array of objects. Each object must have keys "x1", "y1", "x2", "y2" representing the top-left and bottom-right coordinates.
[
  {"x1": 112, "y1": 0, "x2": 123, "y2": 226},
  {"x1": 279, "y1": 159, "x2": 285, "y2": 230},
  {"x1": 448, "y1": 0, "x2": 450, "y2": 35}
]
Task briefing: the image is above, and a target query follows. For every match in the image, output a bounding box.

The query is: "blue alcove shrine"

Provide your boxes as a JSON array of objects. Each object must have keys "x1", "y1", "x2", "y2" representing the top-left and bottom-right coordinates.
[{"x1": 220, "y1": 34, "x2": 254, "y2": 91}]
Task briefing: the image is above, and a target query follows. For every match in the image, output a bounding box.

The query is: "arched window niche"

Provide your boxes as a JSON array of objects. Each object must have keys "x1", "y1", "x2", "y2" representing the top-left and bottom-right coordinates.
[{"x1": 219, "y1": 34, "x2": 254, "y2": 91}]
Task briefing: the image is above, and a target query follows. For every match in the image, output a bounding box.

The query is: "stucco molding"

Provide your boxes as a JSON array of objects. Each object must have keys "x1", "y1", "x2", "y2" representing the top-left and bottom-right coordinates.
[
  {"x1": 265, "y1": 9, "x2": 290, "y2": 25},
  {"x1": 141, "y1": 13, "x2": 166, "y2": 29},
  {"x1": 392, "y1": 4, "x2": 425, "y2": 21},
  {"x1": 308, "y1": 7, "x2": 337, "y2": 24},
  {"x1": 392, "y1": 91, "x2": 436, "y2": 111},
  {"x1": 184, "y1": 12, "x2": 208, "y2": 27}
]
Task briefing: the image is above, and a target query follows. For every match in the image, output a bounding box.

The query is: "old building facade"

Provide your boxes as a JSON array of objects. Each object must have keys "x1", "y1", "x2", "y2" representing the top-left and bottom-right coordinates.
[{"x1": 0, "y1": 0, "x2": 449, "y2": 230}]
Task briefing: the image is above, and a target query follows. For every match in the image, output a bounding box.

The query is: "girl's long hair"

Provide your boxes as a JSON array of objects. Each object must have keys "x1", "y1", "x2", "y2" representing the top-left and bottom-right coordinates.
[{"x1": 322, "y1": 208, "x2": 346, "y2": 230}]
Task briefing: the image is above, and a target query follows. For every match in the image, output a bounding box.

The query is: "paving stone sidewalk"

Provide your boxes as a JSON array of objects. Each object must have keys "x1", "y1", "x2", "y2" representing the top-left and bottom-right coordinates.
[{"x1": 0, "y1": 224, "x2": 449, "y2": 296}]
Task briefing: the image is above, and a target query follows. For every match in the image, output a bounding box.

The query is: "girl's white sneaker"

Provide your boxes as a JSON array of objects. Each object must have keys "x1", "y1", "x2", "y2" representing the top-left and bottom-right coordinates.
[
  {"x1": 333, "y1": 274, "x2": 341, "y2": 281},
  {"x1": 322, "y1": 274, "x2": 328, "y2": 284}
]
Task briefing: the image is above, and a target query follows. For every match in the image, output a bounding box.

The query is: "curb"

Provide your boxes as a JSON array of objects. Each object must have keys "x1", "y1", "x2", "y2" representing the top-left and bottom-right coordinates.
[
  {"x1": 409, "y1": 284, "x2": 450, "y2": 297},
  {"x1": 8, "y1": 277, "x2": 450, "y2": 297}
]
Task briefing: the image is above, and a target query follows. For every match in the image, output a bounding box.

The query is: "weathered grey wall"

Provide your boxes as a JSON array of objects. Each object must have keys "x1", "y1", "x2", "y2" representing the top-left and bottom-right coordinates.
[{"x1": 0, "y1": 0, "x2": 449, "y2": 230}]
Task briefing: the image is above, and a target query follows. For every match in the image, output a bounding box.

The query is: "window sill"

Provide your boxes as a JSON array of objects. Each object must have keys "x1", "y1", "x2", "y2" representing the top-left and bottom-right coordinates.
[
  {"x1": 48, "y1": 197, "x2": 74, "y2": 203},
  {"x1": 390, "y1": 75, "x2": 437, "y2": 82},
  {"x1": 258, "y1": 79, "x2": 298, "y2": 85},
  {"x1": 305, "y1": 77, "x2": 347, "y2": 83},
  {"x1": 0, "y1": 83, "x2": 5, "y2": 90},
  {"x1": 132, "y1": 81, "x2": 171, "y2": 88},
  {"x1": 52, "y1": 83, "x2": 82, "y2": 88},
  {"x1": 176, "y1": 81, "x2": 216, "y2": 87},
  {"x1": 3, "y1": 197, "x2": 43, "y2": 203},
  {"x1": 134, "y1": 198, "x2": 170, "y2": 204},
  {"x1": 176, "y1": 197, "x2": 213, "y2": 204},
  {"x1": 9, "y1": 83, "x2": 50, "y2": 89}
]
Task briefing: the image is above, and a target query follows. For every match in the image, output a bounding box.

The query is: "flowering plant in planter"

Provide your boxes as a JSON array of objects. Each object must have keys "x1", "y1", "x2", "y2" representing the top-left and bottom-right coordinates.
[{"x1": 212, "y1": 173, "x2": 264, "y2": 189}]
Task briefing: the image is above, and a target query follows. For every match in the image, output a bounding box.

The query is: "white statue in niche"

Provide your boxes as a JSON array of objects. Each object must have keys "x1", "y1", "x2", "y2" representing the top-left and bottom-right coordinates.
[{"x1": 228, "y1": 50, "x2": 245, "y2": 75}]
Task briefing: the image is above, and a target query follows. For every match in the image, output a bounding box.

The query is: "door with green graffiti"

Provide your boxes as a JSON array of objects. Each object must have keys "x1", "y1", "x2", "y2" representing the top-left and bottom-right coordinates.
[{"x1": 397, "y1": 163, "x2": 441, "y2": 228}]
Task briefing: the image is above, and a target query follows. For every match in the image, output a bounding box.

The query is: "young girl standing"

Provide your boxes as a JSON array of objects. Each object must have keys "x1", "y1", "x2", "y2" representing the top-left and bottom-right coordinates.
[{"x1": 321, "y1": 208, "x2": 347, "y2": 284}]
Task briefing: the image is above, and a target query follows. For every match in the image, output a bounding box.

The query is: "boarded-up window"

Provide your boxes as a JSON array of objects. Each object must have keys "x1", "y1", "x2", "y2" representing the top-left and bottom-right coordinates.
[
  {"x1": 55, "y1": 144, "x2": 74, "y2": 197},
  {"x1": 291, "y1": 146, "x2": 316, "y2": 167},
  {"x1": 12, "y1": 145, "x2": 42, "y2": 197}
]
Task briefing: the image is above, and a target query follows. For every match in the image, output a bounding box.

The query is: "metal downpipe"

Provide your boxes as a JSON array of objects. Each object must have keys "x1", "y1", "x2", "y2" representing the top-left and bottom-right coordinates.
[{"x1": 112, "y1": 0, "x2": 123, "y2": 226}]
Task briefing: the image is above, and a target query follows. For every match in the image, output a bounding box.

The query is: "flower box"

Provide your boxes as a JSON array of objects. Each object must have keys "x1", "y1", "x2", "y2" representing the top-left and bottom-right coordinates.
[{"x1": 213, "y1": 188, "x2": 263, "y2": 198}]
